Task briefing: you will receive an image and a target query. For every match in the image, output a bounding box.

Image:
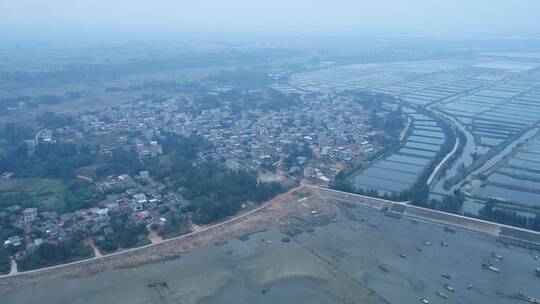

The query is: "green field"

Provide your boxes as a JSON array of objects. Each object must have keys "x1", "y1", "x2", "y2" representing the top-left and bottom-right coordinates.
[
  {"x1": 0, "y1": 178, "x2": 67, "y2": 211},
  {"x1": 75, "y1": 165, "x2": 98, "y2": 179}
]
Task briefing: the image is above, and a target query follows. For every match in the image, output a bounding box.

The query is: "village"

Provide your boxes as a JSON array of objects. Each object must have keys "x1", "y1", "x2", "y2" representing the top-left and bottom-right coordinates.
[
  {"x1": 1, "y1": 87, "x2": 401, "y2": 272},
  {"x1": 72, "y1": 89, "x2": 380, "y2": 180}
]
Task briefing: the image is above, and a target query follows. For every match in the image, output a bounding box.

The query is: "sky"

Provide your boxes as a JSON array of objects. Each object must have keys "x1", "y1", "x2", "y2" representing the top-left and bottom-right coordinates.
[{"x1": 1, "y1": 0, "x2": 539, "y2": 39}]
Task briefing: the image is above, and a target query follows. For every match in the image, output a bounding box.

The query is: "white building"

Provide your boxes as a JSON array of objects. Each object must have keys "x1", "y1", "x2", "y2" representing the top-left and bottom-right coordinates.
[{"x1": 22, "y1": 208, "x2": 38, "y2": 223}]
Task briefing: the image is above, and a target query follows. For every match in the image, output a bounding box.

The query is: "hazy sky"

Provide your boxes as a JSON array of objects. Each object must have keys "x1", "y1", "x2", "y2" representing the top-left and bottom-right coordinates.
[{"x1": 1, "y1": 0, "x2": 539, "y2": 38}]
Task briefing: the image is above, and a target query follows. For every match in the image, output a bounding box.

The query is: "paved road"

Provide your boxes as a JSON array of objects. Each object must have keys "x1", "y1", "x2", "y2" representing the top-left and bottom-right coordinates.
[
  {"x1": 427, "y1": 127, "x2": 460, "y2": 187},
  {"x1": 8, "y1": 258, "x2": 17, "y2": 275}
]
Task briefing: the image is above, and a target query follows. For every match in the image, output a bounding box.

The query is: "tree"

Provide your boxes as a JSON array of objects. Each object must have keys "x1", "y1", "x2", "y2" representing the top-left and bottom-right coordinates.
[
  {"x1": 0, "y1": 249, "x2": 10, "y2": 274},
  {"x1": 96, "y1": 215, "x2": 149, "y2": 252},
  {"x1": 532, "y1": 215, "x2": 540, "y2": 232},
  {"x1": 479, "y1": 199, "x2": 528, "y2": 228},
  {"x1": 330, "y1": 172, "x2": 355, "y2": 193},
  {"x1": 62, "y1": 181, "x2": 96, "y2": 212},
  {"x1": 97, "y1": 148, "x2": 142, "y2": 177},
  {"x1": 17, "y1": 236, "x2": 92, "y2": 271},
  {"x1": 158, "y1": 214, "x2": 191, "y2": 239}
]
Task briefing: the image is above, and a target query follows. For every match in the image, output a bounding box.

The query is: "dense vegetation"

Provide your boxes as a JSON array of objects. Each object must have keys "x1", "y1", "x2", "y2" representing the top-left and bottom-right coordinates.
[
  {"x1": 95, "y1": 215, "x2": 149, "y2": 252},
  {"x1": 149, "y1": 134, "x2": 285, "y2": 224},
  {"x1": 0, "y1": 124, "x2": 99, "y2": 213},
  {"x1": 159, "y1": 133, "x2": 206, "y2": 159},
  {"x1": 95, "y1": 149, "x2": 143, "y2": 178},
  {"x1": 371, "y1": 106, "x2": 406, "y2": 141},
  {"x1": 161, "y1": 160, "x2": 283, "y2": 224},
  {"x1": 0, "y1": 139, "x2": 95, "y2": 180},
  {"x1": 283, "y1": 143, "x2": 314, "y2": 170},
  {"x1": 0, "y1": 123, "x2": 34, "y2": 145},
  {"x1": 156, "y1": 213, "x2": 191, "y2": 239},
  {"x1": 36, "y1": 112, "x2": 76, "y2": 129},
  {"x1": 426, "y1": 192, "x2": 465, "y2": 214},
  {"x1": 0, "y1": 215, "x2": 24, "y2": 243},
  {"x1": 62, "y1": 181, "x2": 97, "y2": 212},
  {"x1": 17, "y1": 231, "x2": 92, "y2": 271},
  {"x1": 0, "y1": 248, "x2": 10, "y2": 274},
  {"x1": 473, "y1": 199, "x2": 540, "y2": 232}
]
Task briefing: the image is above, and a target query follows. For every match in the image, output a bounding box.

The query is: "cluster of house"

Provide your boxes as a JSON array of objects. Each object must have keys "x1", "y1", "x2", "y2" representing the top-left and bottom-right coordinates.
[
  {"x1": 1, "y1": 83, "x2": 402, "y2": 266},
  {"x1": 2, "y1": 171, "x2": 189, "y2": 258},
  {"x1": 66, "y1": 89, "x2": 378, "y2": 183},
  {"x1": 3, "y1": 85, "x2": 394, "y2": 252},
  {"x1": 2, "y1": 205, "x2": 61, "y2": 259}
]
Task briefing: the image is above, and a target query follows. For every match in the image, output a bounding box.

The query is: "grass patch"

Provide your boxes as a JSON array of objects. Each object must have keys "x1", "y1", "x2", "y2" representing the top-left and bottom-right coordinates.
[
  {"x1": 81, "y1": 131, "x2": 131, "y2": 149},
  {"x1": 75, "y1": 165, "x2": 98, "y2": 179},
  {"x1": 0, "y1": 178, "x2": 64, "y2": 192},
  {"x1": 0, "y1": 178, "x2": 67, "y2": 211}
]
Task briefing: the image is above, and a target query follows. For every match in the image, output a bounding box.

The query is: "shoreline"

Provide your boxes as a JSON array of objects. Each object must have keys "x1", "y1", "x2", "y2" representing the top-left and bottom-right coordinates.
[
  {"x1": 3, "y1": 185, "x2": 540, "y2": 290},
  {"x1": 0, "y1": 185, "x2": 305, "y2": 289}
]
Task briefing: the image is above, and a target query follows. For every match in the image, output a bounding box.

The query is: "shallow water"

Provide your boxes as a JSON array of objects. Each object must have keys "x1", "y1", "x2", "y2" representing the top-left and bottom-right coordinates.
[{"x1": 3, "y1": 205, "x2": 540, "y2": 304}]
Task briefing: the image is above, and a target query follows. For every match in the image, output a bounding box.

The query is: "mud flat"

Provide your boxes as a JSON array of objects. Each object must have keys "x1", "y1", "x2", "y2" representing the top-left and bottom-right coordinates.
[
  {"x1": 2, "y1": 188, "x2": 540, "y2": 303},
  {"x1": 0, "y1": 227, "x2": 383, "y2": 304}
]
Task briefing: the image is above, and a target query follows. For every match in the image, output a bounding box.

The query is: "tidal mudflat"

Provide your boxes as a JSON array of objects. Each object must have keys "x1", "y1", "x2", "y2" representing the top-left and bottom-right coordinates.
[{"x1": 2, "y1": 197, "x2": 540, "y2": 304}]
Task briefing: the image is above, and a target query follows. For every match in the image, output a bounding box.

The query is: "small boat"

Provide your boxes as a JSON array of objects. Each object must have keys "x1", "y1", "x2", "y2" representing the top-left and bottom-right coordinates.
[
  {"x1": 440, "y1": 272, "x2": 451, "y2": 279},
  {"x1": 491, "y1": 252, "x2": 503, "y2": 260},
  {"x1": 488, "y1": 266, "x2": 501, "y2": 273},
  {"x1": 378, "y1": 264, "x2": 389, "y2": 272},
  {"x1": 436, "y1": 291, "x2": 448, "y2": 299}
]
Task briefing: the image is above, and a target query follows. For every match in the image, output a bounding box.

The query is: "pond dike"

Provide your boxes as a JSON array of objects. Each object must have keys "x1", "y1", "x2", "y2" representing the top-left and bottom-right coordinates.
[{"x1": 317, "y1": 187, "x2": 540, "y2": 250}]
